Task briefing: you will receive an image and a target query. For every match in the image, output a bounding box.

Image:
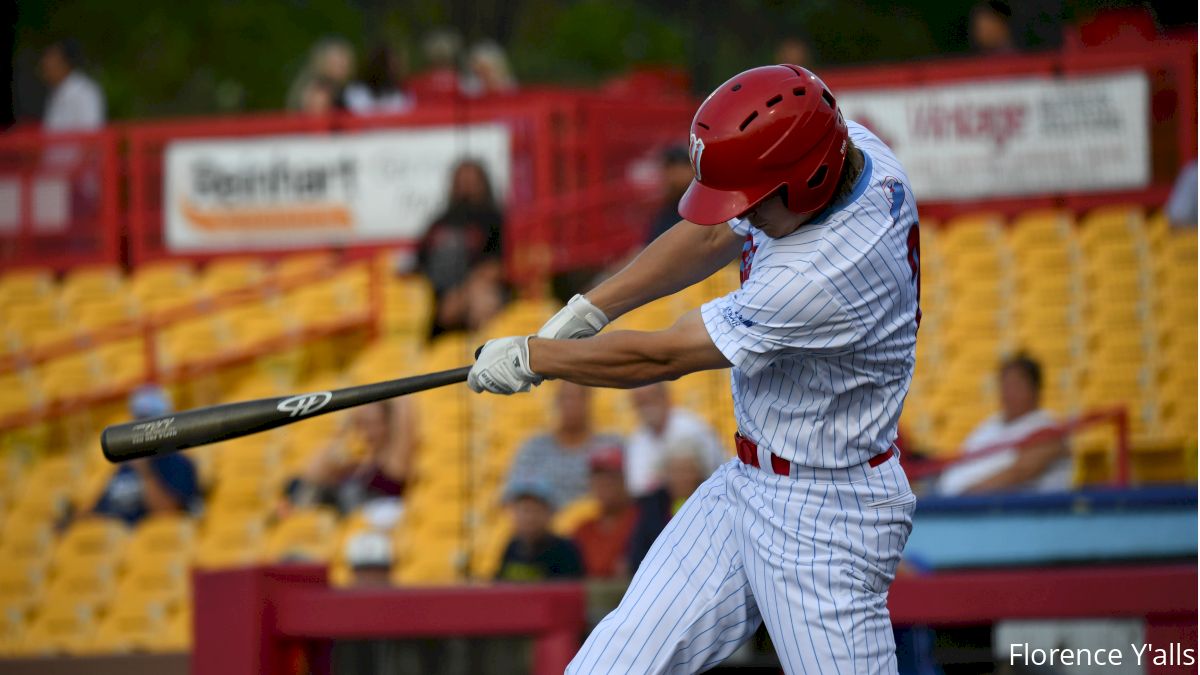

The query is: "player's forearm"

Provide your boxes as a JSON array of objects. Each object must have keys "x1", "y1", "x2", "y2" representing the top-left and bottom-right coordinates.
[
  {"x1": 529, "y1": 333, "x2": 691, "y2": 388},
  {"x1": 586, "y1": 220, "x2": 741, "y2": 320},
  {"x1": 528, "y1": 309, "x2": 731, "y2": 388}
]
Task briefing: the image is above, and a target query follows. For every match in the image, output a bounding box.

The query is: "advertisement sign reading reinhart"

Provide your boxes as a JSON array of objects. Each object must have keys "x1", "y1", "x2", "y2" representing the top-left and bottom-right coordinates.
[
  {"x1": 836, "y1": 71, "x2": 1149, "y2": 200},
  {"x1": 164, "y1": 123, "x2": 510, "y2": 251}
]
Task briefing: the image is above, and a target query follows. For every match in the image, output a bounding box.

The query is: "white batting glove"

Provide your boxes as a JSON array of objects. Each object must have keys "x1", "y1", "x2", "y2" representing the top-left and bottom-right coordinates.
[
  {"x1": 537, "y1": 294, "x2": 609, "y2": 340},
  {"x1": 468, "y1": 336, "x2": 543, "y2": 395}
]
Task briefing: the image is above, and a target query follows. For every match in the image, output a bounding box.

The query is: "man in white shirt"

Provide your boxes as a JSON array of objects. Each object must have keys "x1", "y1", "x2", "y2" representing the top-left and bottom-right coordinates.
[
  {"x1": 625, "y1": 382, "x2": 725, "y2": 497},
  {"x1": 40, "y1": 39, "x2": 105, "y2": 132},
  {"x1": 936, "y1": 354, "x2": 1071, "y2": 495}
]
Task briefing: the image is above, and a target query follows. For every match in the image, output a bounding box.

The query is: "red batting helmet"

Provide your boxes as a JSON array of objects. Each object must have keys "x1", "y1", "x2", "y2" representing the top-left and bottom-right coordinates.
[{"x1": 678, "y1": 65, "x2": 849, "y2": 225}]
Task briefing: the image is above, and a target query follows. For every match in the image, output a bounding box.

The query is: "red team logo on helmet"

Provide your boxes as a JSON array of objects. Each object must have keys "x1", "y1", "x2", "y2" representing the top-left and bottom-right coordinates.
[{"x1": 678, "y1": 64, "x2": 849, "y2": 226}]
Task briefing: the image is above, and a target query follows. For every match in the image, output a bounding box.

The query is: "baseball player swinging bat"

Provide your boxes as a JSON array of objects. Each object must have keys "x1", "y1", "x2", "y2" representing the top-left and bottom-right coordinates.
[{"x1": 100, "y1": 366, "x2": 471, "y2": 463}]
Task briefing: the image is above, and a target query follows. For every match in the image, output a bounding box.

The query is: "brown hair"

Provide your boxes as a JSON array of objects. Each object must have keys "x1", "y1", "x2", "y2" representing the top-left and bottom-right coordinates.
[{"x1": 829, "y1": 139, "x2": 864, "y2": 207}]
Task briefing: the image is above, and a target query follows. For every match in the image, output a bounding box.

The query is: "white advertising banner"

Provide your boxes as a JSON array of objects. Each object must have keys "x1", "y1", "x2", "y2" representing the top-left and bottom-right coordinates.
[
  {"x1": 837, "y1": 71, "x2": 1150, "y2": 200},
  {"x1": 164, "y1": 124, "x2": 510, "y2": 251}
]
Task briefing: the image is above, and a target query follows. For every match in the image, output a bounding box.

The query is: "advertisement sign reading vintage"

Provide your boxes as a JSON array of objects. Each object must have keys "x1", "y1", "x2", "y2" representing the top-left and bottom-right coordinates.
[
  {"x1": 164, "y1": 124, "x2": 510, "y2": 251},
  {"x1": 837, "y1": 71, "x2": 1149, "y2": 200}
]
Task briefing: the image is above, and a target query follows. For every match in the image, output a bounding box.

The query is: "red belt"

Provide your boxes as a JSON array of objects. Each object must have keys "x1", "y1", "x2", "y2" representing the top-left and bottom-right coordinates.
[{"x1": 734, "y1": 432, "x2": 894, "y2": 476}]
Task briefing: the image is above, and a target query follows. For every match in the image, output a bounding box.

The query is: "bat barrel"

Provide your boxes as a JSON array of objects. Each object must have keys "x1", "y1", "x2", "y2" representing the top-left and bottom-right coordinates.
[{"x1": 100, "y1": 366, "x2": 471, "y2": 463}]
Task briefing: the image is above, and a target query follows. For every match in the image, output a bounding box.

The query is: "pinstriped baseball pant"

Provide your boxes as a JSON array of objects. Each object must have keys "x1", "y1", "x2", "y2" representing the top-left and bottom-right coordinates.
[{"x1": 567, "y1": 454, "x2": 916, "y2": 674}]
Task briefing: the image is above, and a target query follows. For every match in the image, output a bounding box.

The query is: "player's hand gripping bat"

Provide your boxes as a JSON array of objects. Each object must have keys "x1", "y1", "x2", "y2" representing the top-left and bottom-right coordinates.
[{"x1": 101, "y1": 366, "x2": 471, "y2": 463}]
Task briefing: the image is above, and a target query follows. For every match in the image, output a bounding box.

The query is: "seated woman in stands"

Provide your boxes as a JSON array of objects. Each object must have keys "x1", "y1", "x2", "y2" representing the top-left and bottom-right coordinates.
[{"x1": 283, "y1": 399, "x2": 417, "y2": 515}]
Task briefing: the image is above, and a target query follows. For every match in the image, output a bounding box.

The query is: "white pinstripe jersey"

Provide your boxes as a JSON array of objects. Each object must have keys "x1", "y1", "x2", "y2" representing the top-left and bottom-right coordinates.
[{"x1": 700, "y1": 121, "x2": 921, "y2": 469}]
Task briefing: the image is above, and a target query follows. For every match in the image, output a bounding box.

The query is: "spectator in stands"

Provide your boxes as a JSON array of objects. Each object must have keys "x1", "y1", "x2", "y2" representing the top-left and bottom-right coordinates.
[
  {"x1": 296, "y1": 76, "x2": 340, "y2": 116},
  {"x1": 643, "y1": 145, "x2": 697, "y2": 245},
  {"x1": 284, "y1": 399, "x2": 417, "y2": 515},
  {"x1": 93, "y1": 386, "x2": 199, "y2": 526},
  {"x1": 39, "y1": 39, "x2": 104, "y2": 132},
  {"x1": 571, "y1": 447, "x2": 638, "y2": 579},
  {"x1": 408, "y1": 29, "x2": 463, "y2": 101},
  {"x1": 969, "y1": 1, "x2": 1018, "y2": 54},
  {"x1": 463, "y1": 41, "x2": 518, "y2": 97},
  {"x1": 1166, "y1": 160, "x2": 1198, "y2": 228},
  {"x1": 626, "y1": 382, "x2": 724, "y2": 498},
  {"x1": 774, "y1": 36, "x2": 814, "y2": 68},
  {"x1": 417, "y1": 158, "x2": 508, "y2": 337},
  {"x1": 935, "y1": 354, "x2": 1069, "y2": 495},
  {"x1": 344, "y1": 44, "x2": 412, "y2": 115},
  {"x1": 286, "y1": 37, "x2": 356, "y2": 111},
  {"x1": 626, "y1": 439, "x2": 709, "y2": 573},
  {"x1": 495, "y1": 478, "x2": 584, "y2": 581},
  {"x1": 506, "y1": 382, "x2": 624, "y2": 509}
]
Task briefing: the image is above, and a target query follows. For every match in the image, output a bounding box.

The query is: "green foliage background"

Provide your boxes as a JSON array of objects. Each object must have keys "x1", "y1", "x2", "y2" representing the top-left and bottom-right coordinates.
[{"x1": 12, "y1": 0, "x2": 1183, "y2": 120}]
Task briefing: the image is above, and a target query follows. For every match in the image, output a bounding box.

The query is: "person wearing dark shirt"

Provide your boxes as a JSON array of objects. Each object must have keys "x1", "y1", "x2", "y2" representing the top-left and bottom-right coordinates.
[
  {"x1": 627, "y1": 440, "x2": 708, "y2": 573},
  {"x1": 495, "y1": 479, "x2": 583, "y2": 582},
  {"x1": 643, "y1": 145, "x2": 697, "y2": 244},
  {"x1": 93, "y1": 386, "x2": 199, "y2": 526},
  {"x1": 417, "y1": 159, "x2": 507, "y2": 338},
  {"x1": 572, "y1": 447, "x2": 638, "y2": 579}
]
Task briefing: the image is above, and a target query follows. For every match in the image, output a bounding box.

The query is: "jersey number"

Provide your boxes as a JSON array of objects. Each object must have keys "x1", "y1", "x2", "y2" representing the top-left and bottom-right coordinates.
[{"x1": 906, "y1": 221, "x2": 922, "y2": 328}]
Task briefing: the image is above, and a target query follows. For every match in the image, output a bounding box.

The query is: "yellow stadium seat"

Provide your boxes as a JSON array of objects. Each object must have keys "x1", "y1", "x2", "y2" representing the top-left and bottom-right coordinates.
[
  {"x1": 1078, "y1": 205, "x2": 1145, "y2": 245},
  {"x1": 60, "y1": 264, "x2": 124, "y2": 305},
  {"x1": 393, "y1": 546, "x2": 463, "y2": 585},
  {"x1": 130, "y1": 261, "x2": 195, "y2": 299},
  {"x1": 1009, "y1": 209, "x2": 1074, "y2": 246},
  {"x1": 201, "y1": 257, "x2": 268, "y2": 295},
  {"x1": 194, "y1": 518, "x2": 267, "y2": 568},
  {"x1": 274, "y1": 251, "x2": 336, "y2": 284},
  {"x1": 52, "y1": 517, "x2": 129, "y2": 572},
  {"x1": 74, "y1": 297, "x2": 137, "y2": 331},
  {"x1": 553, "y1": 497, "x2": 600, "y2": 536},
  {"x1": 0, "y1": 559, "x2": 47, "y2": 614},
  {"x1": 0, "y1": 601, "x2": 26, "y2": 656},
  {"x1": 469, "y1": 515, "x2": 513, "y2": 580},
  {"x1": 382, "y1": 274, "x2": 433, "y2": 337},
  {"x1": 940, "y1": 213, "x2": 1005, "y2": 250},
  {"x1": 153, "y1": 605, "x2": 190, "y2": 652},
  {"x1": 85, "y1": 598, "x2": 172, "y2": 654},
  {"x1": 93, "y1": 338, "x2": 149, "y2": 387},
  {"x1": 43, "y1": 558, "x2": 117, "y2": 612},
  {"x1": 0, "y1": 268, "x2": 54, "y2": 301},
  {"x1": 16, "y1": 600, "x2": 96, "y2": 655},
  {"x1": 123, "y1": 515, "x2": 196, "y2": 567},
  {"x1": 116, "y1": 558, "x2": 189, "y2": 610},
  {"x1": 266, "y1": 508, "x2": 339, "y2": 563}
]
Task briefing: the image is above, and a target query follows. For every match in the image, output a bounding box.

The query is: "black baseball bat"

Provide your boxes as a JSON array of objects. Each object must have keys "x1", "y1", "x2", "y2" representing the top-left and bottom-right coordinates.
[{"x1": 101, "y1": 366, "x2": 471, "y2": 463}]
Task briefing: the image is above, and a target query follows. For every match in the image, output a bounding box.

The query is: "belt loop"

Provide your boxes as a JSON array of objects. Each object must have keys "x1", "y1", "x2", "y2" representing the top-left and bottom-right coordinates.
[{"x1": 769, "y1": 454, "x2": 791, "y2": 477}]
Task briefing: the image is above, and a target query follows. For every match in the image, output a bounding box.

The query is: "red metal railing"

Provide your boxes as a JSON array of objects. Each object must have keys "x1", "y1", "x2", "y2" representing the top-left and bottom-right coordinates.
[
  {"x1": 904, "y1": 407, "x2": 1132, "y2": 486},
  {"x1": 191, "y1": 563, "x2": 1194, "y2": 675},
  {"x1": 0, "y1": 128, "x2": 121, "y2": 271},
  {"x1": 192, "y1": 566, "x2": 585, "y2": 675}
]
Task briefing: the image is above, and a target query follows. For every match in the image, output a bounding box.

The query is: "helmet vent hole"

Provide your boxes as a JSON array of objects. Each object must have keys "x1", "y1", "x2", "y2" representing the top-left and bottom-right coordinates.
[
  {"x1": 793, "y1": 87, "x2": 806, "y2": 96},
  {"x1": 732, "y1": 83, "x2": 742, "y2": 91},
  {"x1": 821, "y1": 90, "x2": 836, "y2": 109},
  {"x1": 766, "y1": 94, "x2": 783, "y2": 107},
  {"x1": 739, "y1": 111, "x2": 759, "y2": 131},
  {"x1": 697, "y1": 122, "x2": 710, "y2": 130},
  {"x1": 807, "y1": 165, "x2": 828, "y2": 188}
]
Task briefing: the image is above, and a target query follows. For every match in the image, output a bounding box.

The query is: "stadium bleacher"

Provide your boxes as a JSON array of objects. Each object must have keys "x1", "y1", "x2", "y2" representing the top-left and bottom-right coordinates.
[{"x1": 0, "y1": 201, "x2": 1194, "y2": 655}]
